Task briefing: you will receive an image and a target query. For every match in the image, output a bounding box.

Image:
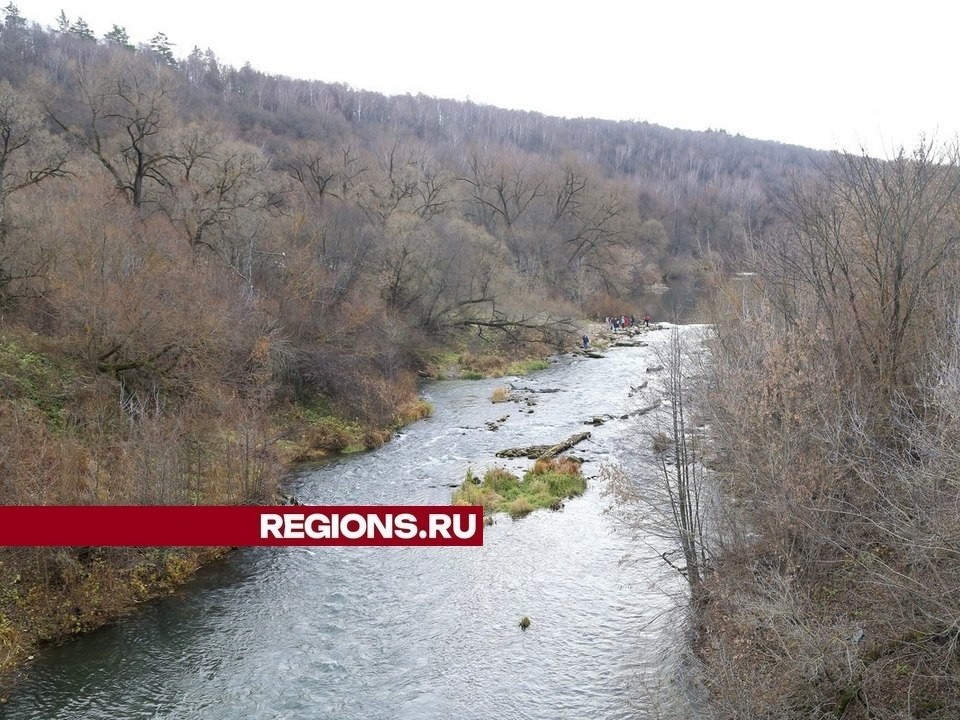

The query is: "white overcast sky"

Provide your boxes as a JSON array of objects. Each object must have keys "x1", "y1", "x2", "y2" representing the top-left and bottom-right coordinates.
[{"x1": 15, "y1": 0, "x2": 959, "y2": 155}]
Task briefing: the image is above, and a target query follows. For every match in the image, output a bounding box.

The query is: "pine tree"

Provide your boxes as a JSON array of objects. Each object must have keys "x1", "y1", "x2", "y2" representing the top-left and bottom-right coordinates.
[
  {"x1": 103, "y1": 24, "x2": 133, "y2": 51},
  {"x1": 69, "y1": 17, "x2": 95, "y2": 41},
  {"x1": 2, "y1": 2, "x2": 26, "y2": 30},
  {"x1": 150, "y1": 32, "x2": 177, "y2": 66},
  {"x1": 55, "y1": 9, "x2": 69, "y2": 34}
]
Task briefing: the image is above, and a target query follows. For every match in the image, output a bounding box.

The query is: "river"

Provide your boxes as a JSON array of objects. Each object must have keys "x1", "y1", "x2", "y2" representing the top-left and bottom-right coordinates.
[{"x1": 1, "y1": 327, "x2": 695, "y2": 720}]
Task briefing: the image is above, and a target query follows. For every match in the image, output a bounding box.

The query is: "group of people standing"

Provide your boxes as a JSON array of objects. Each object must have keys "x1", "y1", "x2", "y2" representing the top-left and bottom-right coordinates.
[
  {"x1": 581, "y1": 312, "x2": 653, "y2": 348},
  {"x1": 605, "y1": 314, "x2": 651, "y2": 331}
]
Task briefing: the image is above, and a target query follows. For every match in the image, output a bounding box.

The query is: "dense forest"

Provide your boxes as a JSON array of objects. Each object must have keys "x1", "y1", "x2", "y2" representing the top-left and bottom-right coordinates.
[{"x1": 8, "y1": 5, "x2": 960, "y2": 719}]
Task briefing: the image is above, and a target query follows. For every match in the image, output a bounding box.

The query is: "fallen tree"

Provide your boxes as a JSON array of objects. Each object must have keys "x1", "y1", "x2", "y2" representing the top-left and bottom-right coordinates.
[{"x1": 496, "y1": 431, "x2": 591, "y2": 459}]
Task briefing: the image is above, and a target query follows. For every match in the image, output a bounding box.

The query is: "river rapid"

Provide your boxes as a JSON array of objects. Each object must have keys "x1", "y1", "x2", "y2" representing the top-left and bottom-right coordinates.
[{"x1": 2, "y1": 327, "x2": 695, "y2": 720}]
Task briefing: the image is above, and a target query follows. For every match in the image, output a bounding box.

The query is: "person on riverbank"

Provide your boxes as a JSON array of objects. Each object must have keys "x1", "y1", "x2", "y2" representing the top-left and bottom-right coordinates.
[
  {"x1": 582, "y1": 334, "x2": 590, "y2": 349},
  {"x1": 643, "y1": 314, "x2": 651, "y2": 327}
]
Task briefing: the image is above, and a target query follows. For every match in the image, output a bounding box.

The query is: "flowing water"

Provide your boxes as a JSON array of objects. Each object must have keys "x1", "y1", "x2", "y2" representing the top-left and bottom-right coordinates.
[{"x1": 1, "y1": 327, "x2": 696, "y2": 720}]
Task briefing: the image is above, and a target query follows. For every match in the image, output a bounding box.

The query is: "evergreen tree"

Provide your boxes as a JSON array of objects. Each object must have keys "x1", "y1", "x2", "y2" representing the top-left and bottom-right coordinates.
[
  {"x1": 149, "y1": 32, "x2": 176, "y2": 66},
  {"x1": 69, "y1": 17, "x2": 95, "y2": 41},
  {"x1": 2, "y1": 2, "x2": 26, "y2": 30},
  {"x1": 103, "y1": 24, "x2": 133, "y2": 50}
]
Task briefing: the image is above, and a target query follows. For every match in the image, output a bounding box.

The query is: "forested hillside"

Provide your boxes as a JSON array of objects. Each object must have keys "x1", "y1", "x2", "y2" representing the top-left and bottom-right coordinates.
[
  {"x1": 0, "y1": 4, "x2": 822, "y2": 481},
  {"x1": 0, "y1": 2, "x2": 831, "y2": 695}
]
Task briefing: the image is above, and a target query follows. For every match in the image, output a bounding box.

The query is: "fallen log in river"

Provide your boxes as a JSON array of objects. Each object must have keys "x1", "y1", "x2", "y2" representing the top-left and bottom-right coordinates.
[{"x1": 496, "y1": 431, "x2": 592, "y2": 459}]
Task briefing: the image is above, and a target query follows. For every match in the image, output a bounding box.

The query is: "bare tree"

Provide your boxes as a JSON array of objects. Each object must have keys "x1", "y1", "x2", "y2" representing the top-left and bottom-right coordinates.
[
  {"x1": 49, "y1": 54, "x2": 175, "y2": 207},
  {"x1": 158, "y1": 127, "x2": 276, "y2": 278},
  {"x1": 0, "y1": 79, "x2": 69, "y2": 237},
  {"x1": 767, "y1": 140, "x2": 960, "y2": 398},
  {"x1": 607, "y1": 326, "x2": 712, "y2": 608},
  {"x1": 457, "y1": 152, "x2": 544, "y2": 266},
  {"x1": 656, "y1": 326, "x2": 710, "y2": 597},
  {"x1": 0, "y1": 79, "x2": 69, "y2": 302},
  {"x1": 548, "y1": 163, "x2": 638, "y2": 298}
]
